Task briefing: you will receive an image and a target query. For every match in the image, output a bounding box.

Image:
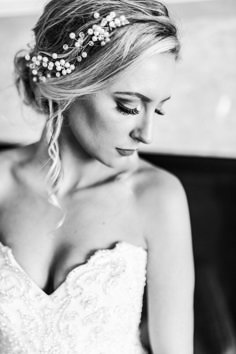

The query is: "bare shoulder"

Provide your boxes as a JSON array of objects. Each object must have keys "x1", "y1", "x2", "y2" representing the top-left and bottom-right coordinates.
[
  {"x1": 135, "y1": 156, "x2": 184, "y2": 193},
  {"x1": 132, "y1": 156, "x2": 192, "y2": 254},
  {"x1": 134, "y1": 157, "x2": 190, "y2": 237}
]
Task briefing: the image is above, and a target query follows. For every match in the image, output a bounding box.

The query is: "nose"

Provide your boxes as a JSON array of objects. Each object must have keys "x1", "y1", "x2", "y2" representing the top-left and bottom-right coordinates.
[{"x1": 130, "y1": 115, "x2": 153, "y2": 145}]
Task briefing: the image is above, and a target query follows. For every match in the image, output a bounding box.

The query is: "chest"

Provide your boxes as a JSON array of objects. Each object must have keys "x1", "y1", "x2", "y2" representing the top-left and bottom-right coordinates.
[
  {"x1": 0, "y1": 239, "x2": 147, "y2": 353},
  {"x1": 0, "y1": 181, "x2": 145, "y2": 294}
]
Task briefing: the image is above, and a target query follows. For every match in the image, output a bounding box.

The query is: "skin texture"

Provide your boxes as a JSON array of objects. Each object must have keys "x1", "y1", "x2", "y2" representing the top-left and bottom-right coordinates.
[
  {"x1": 0, "y1": 53, "x2": 194, "y2": 353},
  {"x1": 64, "y1": 53, "x2": 175, "y2": 169}
]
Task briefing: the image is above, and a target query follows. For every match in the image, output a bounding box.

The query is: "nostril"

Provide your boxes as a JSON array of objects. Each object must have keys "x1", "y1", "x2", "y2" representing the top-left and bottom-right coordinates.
[
  {"x1": 139, "y1": 136, "x2": 152, "y2": 144},
  {"x1": 130, "y1": 129, "x2": 152, "y2": 144}
]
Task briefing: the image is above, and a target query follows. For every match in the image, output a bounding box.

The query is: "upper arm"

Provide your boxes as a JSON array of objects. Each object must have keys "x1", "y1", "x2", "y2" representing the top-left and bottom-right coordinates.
[{"x1": 144, "y1": 172, "x2": 194, "y2": 354}]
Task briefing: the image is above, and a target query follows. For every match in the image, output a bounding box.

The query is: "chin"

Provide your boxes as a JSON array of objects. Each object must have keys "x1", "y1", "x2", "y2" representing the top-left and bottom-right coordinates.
[
  {"x1": 91, "y1": 150, "x2": 115, "y2": 169},
  {"x1": 90, "y1": 145, "x2": 136, "y2": 171},
  {"x1": 94, "y1": 151, "x2": 126, "y2": 170}
]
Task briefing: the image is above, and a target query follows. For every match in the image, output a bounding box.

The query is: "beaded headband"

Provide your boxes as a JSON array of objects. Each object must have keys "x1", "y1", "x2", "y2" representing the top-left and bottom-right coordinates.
[{"x1": 24, "y1": 11, "x2": 129, "y2": 83}]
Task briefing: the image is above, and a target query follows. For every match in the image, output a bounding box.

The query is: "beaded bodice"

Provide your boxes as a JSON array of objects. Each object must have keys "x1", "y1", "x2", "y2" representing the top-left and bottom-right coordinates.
[{"x1": 0, "y1": 241, "x2": 148, "y2": 354}]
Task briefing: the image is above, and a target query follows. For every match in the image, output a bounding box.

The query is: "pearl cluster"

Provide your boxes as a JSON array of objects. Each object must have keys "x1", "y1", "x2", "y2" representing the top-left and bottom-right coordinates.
[
  {"x1": 25, "y1": 53, "x2": 76, "y2": 82},
  {"x1": 24, "y1": 11, "x2": 129, "y2": 83},
  {"x1": 66, "y1": 11, "x2": 130, "y2": 63}
]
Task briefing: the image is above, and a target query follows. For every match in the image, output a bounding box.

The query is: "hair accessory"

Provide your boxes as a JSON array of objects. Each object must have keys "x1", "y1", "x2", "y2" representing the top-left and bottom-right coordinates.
[{"x1": 25, "y1": 11, "x2": 129, "y2": 83}]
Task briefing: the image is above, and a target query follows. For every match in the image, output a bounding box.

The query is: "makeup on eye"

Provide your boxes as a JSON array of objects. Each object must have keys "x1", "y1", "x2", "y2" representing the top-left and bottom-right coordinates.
[
  {"x1": 156, "y1": 108, "x2": 165, "y2": 116},
  {"x1": 115, "y1": 97, "x2": 166, "y2": 116},
  {"x1": 116, "y1": 100, "x2": 141, "y2": 115}
]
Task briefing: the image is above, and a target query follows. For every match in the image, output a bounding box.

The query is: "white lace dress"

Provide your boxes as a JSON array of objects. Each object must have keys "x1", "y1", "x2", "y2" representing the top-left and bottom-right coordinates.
[{"x1": 0, "y1": 241, "x2": 148, "y2": 354}]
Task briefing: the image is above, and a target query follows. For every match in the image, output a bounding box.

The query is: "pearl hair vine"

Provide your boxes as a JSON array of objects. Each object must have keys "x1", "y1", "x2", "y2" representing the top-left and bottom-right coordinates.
[{"x1": 24, "y1": 11, "x2": 129, "y2": 83}]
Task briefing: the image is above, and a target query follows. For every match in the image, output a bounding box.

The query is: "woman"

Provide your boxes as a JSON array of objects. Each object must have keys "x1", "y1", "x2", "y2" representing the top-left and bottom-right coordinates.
[{"x1": 0, "y1": 0, "x2": 194, "y2": 353}]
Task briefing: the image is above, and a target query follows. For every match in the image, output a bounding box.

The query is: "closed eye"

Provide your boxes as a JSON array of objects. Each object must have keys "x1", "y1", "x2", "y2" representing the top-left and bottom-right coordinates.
[
  {"x1": 116, "y1": 100, "x2": 165, "y2": 117},
  {"x1": 116, "y1": 101, "x2": 140, "y2": 115}
]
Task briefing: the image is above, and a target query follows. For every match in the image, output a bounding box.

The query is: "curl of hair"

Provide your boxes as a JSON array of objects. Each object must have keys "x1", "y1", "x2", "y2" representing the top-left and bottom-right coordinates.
[{"x1": 14, "y1": 0, "x2": 180, "y2": 195}]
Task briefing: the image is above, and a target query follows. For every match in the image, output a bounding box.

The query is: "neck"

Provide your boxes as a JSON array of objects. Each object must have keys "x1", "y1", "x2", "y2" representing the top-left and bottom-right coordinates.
[
  {"x1": 32, "y1": 125, "x2": 137, "y2": 197},
  {"x1": 58, "y1": 126, "x2": 112, "y2": 193}
]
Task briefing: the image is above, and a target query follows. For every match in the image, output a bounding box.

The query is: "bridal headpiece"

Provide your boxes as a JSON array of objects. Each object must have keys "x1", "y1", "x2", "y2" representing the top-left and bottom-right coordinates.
[{"x1": 24, "y1": 11, "x2": 129, "y2": 83}]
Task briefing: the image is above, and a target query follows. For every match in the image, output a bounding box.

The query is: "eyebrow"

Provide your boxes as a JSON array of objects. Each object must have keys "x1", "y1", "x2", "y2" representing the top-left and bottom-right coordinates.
[{"x1": 114, "y1": 91, "x2": 171, "y2": 103}]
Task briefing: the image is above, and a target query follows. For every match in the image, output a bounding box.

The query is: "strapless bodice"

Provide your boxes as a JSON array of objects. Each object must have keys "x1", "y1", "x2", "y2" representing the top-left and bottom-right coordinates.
[{"x1": 0, "y1": 240, "x2": 148, "y2": 354}]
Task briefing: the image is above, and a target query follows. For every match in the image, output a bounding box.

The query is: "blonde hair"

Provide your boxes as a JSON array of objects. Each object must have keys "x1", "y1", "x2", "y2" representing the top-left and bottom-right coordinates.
[{"x1": 14, "y1": 0, "x2": 180, "y2": 195}]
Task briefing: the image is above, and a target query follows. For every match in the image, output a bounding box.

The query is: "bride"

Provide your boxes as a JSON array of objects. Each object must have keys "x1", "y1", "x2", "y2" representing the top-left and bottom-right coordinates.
[{"x1": 0, "y1": 0, "x2": 194, "y2": 353}]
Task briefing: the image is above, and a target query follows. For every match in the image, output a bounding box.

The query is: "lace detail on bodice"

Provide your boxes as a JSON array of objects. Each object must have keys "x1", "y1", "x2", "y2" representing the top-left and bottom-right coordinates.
[{"x1": 0, "y1": 241, "x2": 148, "y2": 354}]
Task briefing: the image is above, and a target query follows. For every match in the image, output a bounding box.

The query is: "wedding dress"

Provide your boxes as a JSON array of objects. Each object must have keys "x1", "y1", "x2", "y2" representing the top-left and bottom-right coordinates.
[{"x1": 0, "y1": 240, "x2": 148, "y2": 353}]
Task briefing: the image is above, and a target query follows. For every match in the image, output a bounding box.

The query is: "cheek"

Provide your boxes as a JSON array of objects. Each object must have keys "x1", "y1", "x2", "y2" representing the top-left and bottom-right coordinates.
[
  {"x1": 68, "y1": 98, "x2": 133, "y2": 147},
  {"x1": 68, "y1": 99, "x2": 98, "y2": 134},
  {"x1": 67, "y1": 101, "x2": 111, "y2": 150},
  {"x1": 77, "y1": 99, "x2": 109, "y2": 133}
]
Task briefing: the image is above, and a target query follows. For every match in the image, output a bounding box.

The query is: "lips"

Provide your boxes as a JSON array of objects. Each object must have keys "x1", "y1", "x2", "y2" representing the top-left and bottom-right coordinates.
[{"x1": 116, "y1": 148, "x2": 137, "y2": 156}]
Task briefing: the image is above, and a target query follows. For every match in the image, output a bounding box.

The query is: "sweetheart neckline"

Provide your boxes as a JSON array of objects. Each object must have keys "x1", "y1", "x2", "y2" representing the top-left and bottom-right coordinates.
[{"x1": 0, "y1": 240, "x2": 147, "y2": 298}]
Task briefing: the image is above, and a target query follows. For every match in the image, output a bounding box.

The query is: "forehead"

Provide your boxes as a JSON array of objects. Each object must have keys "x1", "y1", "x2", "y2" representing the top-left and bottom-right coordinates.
[{"x1": 108, "y1": 53, "x2": 176, "y2": 101}]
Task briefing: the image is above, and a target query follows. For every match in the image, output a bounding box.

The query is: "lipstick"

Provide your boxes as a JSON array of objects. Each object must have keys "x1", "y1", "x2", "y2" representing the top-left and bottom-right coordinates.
[{"x1": 116, "y1": 148, "x2": 137, "y2": 156}]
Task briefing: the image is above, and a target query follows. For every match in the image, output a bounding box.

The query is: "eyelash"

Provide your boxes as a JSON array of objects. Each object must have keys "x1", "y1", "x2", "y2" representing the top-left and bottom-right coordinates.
[
  {"x1": 116, "y1": 101, "x2": 140, "y2": 115},
  {"x1": 116, "y1": 101, "x2": 165, "y2": 116},
  {"x1": 155, "y1": 109, "x2": 165, "y2": 116}
]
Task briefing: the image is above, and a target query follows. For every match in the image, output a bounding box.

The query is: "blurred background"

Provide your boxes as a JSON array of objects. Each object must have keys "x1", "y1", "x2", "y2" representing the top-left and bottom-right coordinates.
[
  {"x1": 0, "y1": 0, "x2": 236, "y2": 353},
  {"x1": 0, "y1": 0, "x2": 236, "y2": 156}
]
